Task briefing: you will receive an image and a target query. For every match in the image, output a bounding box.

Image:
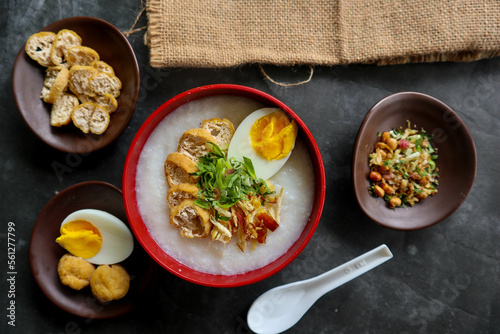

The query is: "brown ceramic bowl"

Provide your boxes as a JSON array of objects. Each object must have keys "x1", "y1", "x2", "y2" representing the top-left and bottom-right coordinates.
[
  {"x1": 352, "y1": 92, "x2": 476, "y2": 230},
  {"x1": 12, "y1": 16, "x2": 139, "y2": 153},
  {"x1": 29, "y1": 181, "x2": 156, "y2": 318}
]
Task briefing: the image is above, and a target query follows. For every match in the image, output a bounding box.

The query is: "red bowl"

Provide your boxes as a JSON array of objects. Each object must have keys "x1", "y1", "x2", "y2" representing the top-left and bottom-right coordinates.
[{"x1": 123, "y1": 84, "x2": 325, "y2": 287}]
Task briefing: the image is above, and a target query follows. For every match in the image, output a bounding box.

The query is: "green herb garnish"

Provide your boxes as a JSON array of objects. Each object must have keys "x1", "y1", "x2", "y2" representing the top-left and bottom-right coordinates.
[{"x1": 191, "y1": 143, "x2": 274, "y2": 211}]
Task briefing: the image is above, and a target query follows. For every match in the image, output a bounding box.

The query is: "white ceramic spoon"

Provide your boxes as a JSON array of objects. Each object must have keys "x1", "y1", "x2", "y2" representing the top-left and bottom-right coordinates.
[{"x1": 247, "y1": 244, "x2": 393, "y2": 334}]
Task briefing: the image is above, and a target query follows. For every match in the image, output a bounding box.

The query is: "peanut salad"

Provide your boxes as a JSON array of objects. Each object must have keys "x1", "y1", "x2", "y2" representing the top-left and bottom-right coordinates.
[{"x1": 368, "y1": 122, "x2": 439, "y2": 208}]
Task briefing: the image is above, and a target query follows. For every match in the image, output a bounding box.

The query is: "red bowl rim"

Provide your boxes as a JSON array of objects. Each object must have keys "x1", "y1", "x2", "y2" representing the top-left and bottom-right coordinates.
[{"x1": 122, "y1": 84, "x2": 326, "y2": 287}]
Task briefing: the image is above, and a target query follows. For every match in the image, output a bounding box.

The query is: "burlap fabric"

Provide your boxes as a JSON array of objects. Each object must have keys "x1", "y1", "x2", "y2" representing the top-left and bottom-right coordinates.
[{"x1": 145, "y1": 0, "x2": 500, "y2": 68}]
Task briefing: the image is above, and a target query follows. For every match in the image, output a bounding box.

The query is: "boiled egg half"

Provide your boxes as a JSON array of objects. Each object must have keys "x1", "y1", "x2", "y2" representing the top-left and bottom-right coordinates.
[
  {"x1": 228, "y1": 108, "x2": 298, "y2": 180},
  {"x1": 55, "y1": 209, "x2": 134, "y2": 265}
]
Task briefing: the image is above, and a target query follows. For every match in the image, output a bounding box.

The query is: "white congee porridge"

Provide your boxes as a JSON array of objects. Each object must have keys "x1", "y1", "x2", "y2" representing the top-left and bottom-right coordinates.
[{"x1": 135, "y1": 96, "x2": 315, "y2": 275}]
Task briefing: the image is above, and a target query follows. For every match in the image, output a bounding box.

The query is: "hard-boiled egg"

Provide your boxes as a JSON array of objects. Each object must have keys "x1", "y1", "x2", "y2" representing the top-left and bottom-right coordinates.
[
  {"x1": 227, "y1": 108, "x2": 297, "y2": 180},
  {"x1": 56, "y1": 209, "x2": 134, "y2": 265}
]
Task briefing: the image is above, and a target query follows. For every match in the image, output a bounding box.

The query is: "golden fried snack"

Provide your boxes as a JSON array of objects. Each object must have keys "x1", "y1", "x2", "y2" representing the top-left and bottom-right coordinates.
[
  {"x1": 177, "y1": 128, "x2": 216, "y2": 163},
  {"x1": 67, "y1": 45, "x2": 100, "y2": 67},
  {"x1": 93, "y1": 93, "x2": 118, "y2": 113},
  {"x1": 50, "y1": 92, "x2": 79, "y2": 127},
  {"x1": 25, "y1": 32, "x2": 56, "y2": 67},
  {"x1": 201, "y1": 118, "x2": 235, "y2": 150},
  {"x1": 41, "y1": 66, "x2": 69, "y2": 103},
  {"x1": 71, "y1": 102, "x2": 95, "y2": 134},
  {"x1": 57, "y1": 254, "x2": 95, "y2": 290},
  {"x1": 170, "y1": 199, "x2": 211, "y2": 238},
  {"x1": 89, "y1": 105, "x2": 110, "y2": 135},
  {"x1": 89, "y1": 72, "x2": 122, "y2": 98},
  {"x1": 68, "y1": 65, "x2": 98, "y2": 98},
  {"x1": 164, "y1": 152, "x2": 199, "y2": 186},
  {"x1": 71, "y1": 102, "x2": 110, "y2": 135},
  {"x1": 90, "y1": 264, "x2": 130, "y2": 303},
  {"x1": 90, "y1": 60, "x2": 115, "y2": 76},
  {"x1": 50, "y1": 29, "x2": 82, "y2": 67},
  {"x1": 166, "y1": 183, "x2": 199, "y2": 208}
]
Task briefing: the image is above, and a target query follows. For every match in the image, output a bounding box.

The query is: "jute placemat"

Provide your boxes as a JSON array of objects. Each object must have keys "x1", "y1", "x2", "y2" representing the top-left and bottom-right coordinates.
[{"x1": 145, "y1": 0, "x2": 500, "y2": 68}]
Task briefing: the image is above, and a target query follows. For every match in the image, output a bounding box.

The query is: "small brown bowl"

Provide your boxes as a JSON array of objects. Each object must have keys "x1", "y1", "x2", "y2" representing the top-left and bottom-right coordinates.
[
  {"x1": 352, "y1": 92, "x2": 477, "y2": 230},
  {"x1": 12, "y1": 16, "x2": 139, "y2": 154},
  {"x1": 29, "y1": 181, "x2": 156, "y2": 318}
]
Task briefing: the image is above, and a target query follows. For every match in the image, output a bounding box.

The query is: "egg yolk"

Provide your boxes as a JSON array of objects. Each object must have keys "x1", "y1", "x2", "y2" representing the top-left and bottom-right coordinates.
[
  {"x1": 55, "y1": 220, "x2": 102, "y2": 259},
  {"x1": 250, "y1": 111, "x2": 298, "y2": 160}
]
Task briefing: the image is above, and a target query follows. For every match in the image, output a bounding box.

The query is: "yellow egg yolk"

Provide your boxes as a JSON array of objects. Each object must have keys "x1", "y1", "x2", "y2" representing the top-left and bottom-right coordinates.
[
  {"x1": 55, "y1": 220, "x2": 102, "y2": 259},
  {"x1": 250, "y1": 111, "x2": 298, "y2": 160}
]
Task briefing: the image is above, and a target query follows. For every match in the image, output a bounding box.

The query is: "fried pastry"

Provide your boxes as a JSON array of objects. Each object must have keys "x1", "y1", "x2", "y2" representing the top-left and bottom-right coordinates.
[
  {"x1": 57, "y1": 254, "x2": 95, "y2": 290},
  {"x1": 90, "y1": 264, "x2": 130, "y2": 303},
  {"x1": 170, "y1": 199, "x2": 211, "y2": 238},
  {"x1": 164, "y1": 152, "x2": 199, "y2": 186}
]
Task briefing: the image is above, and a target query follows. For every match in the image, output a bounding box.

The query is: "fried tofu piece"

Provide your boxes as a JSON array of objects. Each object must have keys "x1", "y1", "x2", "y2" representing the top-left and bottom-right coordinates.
[
  {"x1": 25, "y1": 31, "x2": 56, "y2": 67},
  {"x1": 169, "y1": 199, "x2": 211, "y2": 238},
  {"x1": 177, "y1": 128, "x2": 216, "y2": 163},
  {"x1": 67, "y1": 45, "x2": 100, "y2": 67},
  {"x1": 68, "y1": 65, "x2": 98, "y2": 98},
  {"x1": 90, "y1": 264, "x2": 130, "y2": 303},
  {"x1": 57, "y1": 254, "x2": 96, "y2": 290},
  {"x1": 41, "y1": 65, "x2": 69, "y2": 104},
  {"x1": 50, "y1": 29, "x2": 82, "y2": 68},
  {"x1": 71, "y1": 102, "x2": 110, "y2": 135},
  {"x1": 164, "y1": 152, "x2": 199, "y2": 186},
  {"x1": 50, "y1": 92, "x2": 79, "y2": 127},
  {"x1": 166, "y1": 183, "x2": 199, "y2": 208},
  {"x1": 90, "y1": 60, "x2": 115, "y2": 76},
  {"x1": 201, "y1": 118, "x2": 235, "y2": 150},
  {"x1": 89, "y1": 72, "x2": 122, "y2": 98}
]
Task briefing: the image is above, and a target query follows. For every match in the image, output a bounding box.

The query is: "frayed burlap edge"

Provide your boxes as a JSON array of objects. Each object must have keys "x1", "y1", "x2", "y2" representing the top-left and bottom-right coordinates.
[{"x1": 143, "y1": 0, "x2": 500, "y2": 69}]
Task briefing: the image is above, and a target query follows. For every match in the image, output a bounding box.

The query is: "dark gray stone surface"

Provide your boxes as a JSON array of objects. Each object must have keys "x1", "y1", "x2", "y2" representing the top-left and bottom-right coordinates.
[{"x1": 1, "y1": 1, "x2": 499, "y2": 333}]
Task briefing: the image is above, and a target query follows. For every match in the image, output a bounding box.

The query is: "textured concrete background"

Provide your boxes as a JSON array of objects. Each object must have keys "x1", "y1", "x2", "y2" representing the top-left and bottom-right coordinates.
[{"x1": 1, "y1": 1, "x2": 499, "y2": 333}]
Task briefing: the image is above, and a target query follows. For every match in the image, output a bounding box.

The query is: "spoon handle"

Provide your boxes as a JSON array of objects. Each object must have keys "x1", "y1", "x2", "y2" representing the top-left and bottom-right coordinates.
[{"x1": 308, "y1": 244, "x2": 393, "y2": 297}]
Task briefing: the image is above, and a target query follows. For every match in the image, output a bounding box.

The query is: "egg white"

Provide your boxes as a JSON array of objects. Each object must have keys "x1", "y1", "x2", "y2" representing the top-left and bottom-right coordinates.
[
  {"x1": 227, "y1": 108, "x2": 295, "y2": 180},
  {"x1": 60, "y1": 209, "x2": 134, "y2": 265}
]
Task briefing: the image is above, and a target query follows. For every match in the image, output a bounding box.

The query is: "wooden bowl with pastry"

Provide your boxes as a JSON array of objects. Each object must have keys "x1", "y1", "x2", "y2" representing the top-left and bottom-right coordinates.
[{"x1": 12, "y1": 16, "x2": 139, "y2": 153}]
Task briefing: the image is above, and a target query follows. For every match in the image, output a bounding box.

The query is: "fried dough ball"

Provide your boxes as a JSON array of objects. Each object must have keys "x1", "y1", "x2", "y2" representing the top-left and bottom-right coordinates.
[
  {"x1": 90, "y1": 264, "x2": 130, "y2": 302},
  {"x1": 57, "y1": 254, "x2": 96, "y2": 290}
]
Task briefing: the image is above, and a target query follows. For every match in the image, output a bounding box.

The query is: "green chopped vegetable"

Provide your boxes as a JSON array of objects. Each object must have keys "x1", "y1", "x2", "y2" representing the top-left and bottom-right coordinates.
[
  {"x1": 368, "y1": 122, "x2": 439, "y2": 208},
  {"x1": 191, "y1": 142, "x2": 274, "y2": 211},
  {"x1": 428, "y1": 160, "x2": 436, "y2": 171}
]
